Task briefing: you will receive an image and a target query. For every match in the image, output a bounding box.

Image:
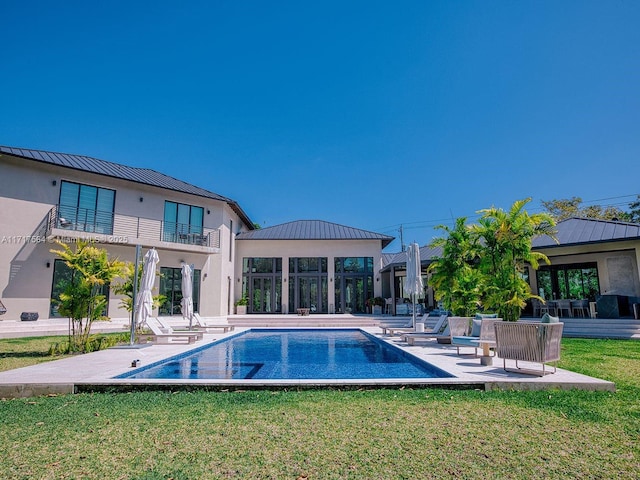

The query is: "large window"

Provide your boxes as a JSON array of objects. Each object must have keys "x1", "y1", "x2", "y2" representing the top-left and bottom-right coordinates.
[
  {"x1": 536, "y1": 263, "x2": 600, "y2": 301},
  {"x1": 163, "y1": 201, "x2": 204, "y2": 244},
  {"x1": 288, "y1": 257, "x2": 328, "y2": 314},
  {"x1": 58, "y1": 181, "x2": 115, "y2": 234},
  {"x1": 242, "y1": 258, "x2": 282, "y2": 313},
  {"x1": 334, "y1": 257, "x2": 374, "y2": 314},
  {"x1": 159, "y1": 266, "x2": 201, "y2": 316}
]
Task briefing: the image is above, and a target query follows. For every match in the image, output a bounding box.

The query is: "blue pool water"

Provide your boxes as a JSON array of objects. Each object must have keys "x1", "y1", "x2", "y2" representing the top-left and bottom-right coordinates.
[{"x1": 116, "y1": 329, "x2": 454, "y2": 380}]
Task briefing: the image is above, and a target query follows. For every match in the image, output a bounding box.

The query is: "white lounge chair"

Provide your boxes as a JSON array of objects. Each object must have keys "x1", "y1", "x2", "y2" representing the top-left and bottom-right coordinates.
[
  {"x1": 155, "y1": 317, "x2": 204, "y2": 339},
  {"x1": 142, "y1": 317, "x2": 201, "y2": 344},
  {"x1": 192, "y1": 313, "x2": 235, "y2": 333},
  {"x1": 401, "y1": 315, "x2": 449, "y2": 344}
]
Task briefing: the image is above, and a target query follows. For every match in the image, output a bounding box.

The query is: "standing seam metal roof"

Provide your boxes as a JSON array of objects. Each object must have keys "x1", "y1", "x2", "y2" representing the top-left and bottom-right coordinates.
[
  {"x1": 532, "y1": 217, "x2": 640, "y2": 248},
  {"x1": 236, "y1": 220, "x2": 394, "y2": 247},
  {"x1": 0, "y1": 145, "x2": 254, "y2": 228}
]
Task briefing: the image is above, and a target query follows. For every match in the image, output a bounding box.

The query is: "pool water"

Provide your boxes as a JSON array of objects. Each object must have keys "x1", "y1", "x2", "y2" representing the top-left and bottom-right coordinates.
[{"x1": 116, "y1": 329, "x2": 454, "y2": 380}]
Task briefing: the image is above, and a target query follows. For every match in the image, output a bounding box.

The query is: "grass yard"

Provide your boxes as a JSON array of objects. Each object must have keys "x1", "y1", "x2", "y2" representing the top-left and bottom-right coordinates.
[{"x1": 0, "y1": 337, "x2": 638, "y2": 479}]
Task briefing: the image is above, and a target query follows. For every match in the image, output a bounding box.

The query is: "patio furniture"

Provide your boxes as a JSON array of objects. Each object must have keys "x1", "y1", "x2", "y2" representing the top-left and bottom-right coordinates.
[
  {"x1": 531, "y1": 298, "x2": 543, "y2": 317},
  {"x1": 556, "y1": 299, "x2": 573, "y2": 317},
  {"x1": 401, "y1": 315, "x2": 448, "y2": 344},
  {"x1": 451, "y1": 318, "x2": 500, "y2": 358},
  {"x1": 156, "y1": 317, "x2": 204, "y2": 339},
  {"x1": 571, "y1": 299, "x2": 590, "y2": 317},
  {"x1": 192, "y1": 313, "x2": 234, "y2": 332},
  {"x1": 494, "y1": 321, "x2": 564, "y2": 375},
  {"x1": 141, "y1": 317, "x2": 201, "y2": 344},
  {"x1": 0, "y1": 299, "x2": 6, "y2": 315},
  {"x1": 380, "y1": 314, "x2": 430, "y2": 335},
  {"x1": 540, "y1": 300, "x2": 558, "y2": 316},
  {"x1": 384, "y1": 298, "x2": 393, "y2": 314}
]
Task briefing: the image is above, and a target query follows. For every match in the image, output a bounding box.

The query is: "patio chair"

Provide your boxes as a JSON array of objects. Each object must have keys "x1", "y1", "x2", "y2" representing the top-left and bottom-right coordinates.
[
  {"x1": 401, "y1": 315, "x2": 449, "y2": 345},
  {"x1": 451, "y1": 318, "x2": 500, "y2": 356},
  {"x1": 571, "y1": 299, "x2": 590, "y2": 317},
  {"x1": 379, "y1": 314, "x2": 427, "y2": 335},
  {"x1": 0, "y1": 299, "x2": 6, "y2": 315},
  {"x1": 142, "y1": 317, "x2": 201, "y2": 344},
  {"x1": 494, "y1": 321, "x2": 564, "y2": 375},
  {"x1": 556, "y1": 299, "x2": 573, "y2": 317},
  {"x1": 193, "y1": 313, "x2": 235, "y2": 333}
]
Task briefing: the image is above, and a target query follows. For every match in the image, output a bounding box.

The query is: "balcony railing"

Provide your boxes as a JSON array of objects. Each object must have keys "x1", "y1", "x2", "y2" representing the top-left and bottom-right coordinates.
[{"x1": 46, "y1": 205, "x2": 220, "y2": 249}]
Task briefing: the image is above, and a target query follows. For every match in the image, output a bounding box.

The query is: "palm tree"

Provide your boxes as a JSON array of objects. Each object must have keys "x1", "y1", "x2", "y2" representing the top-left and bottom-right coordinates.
[
  {"x1": 472, "y1": 198, "x2": 556, "y2": 321},
  {"x1": 428, "y1": 217, "x2": 482, "y2": 316}
]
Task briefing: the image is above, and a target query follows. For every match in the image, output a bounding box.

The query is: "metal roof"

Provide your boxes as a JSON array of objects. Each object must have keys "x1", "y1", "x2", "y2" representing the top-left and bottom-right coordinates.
[
  {"x1": 237, "y1": 220, "x2": 395, "y2": 248},
  {"x1": 533, "y1": 217, "x2": 640, "y2": 248},
  {"x1": 0, "y1": 145, "x2": 254, "y2": 228},
  {"x1": 381, "y1": 244, "x2": 443, "y2": 271}
]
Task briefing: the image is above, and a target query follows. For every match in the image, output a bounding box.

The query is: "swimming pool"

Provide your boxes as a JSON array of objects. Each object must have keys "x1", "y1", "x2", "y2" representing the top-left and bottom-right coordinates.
[{"x1": 116, "y1": 329, "x2": 454, "y2": 380}]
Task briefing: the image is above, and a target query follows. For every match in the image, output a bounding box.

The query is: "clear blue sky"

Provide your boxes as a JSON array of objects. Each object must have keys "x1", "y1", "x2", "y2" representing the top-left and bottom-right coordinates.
[{"x1": 2, "y1": 1, "x2": 639, "y2": 251}]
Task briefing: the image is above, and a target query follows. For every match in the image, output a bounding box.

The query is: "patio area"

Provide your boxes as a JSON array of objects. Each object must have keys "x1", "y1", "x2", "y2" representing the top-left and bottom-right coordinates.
[{"x1": 0, "y1": 318, "x2": 615, "y2": 398}]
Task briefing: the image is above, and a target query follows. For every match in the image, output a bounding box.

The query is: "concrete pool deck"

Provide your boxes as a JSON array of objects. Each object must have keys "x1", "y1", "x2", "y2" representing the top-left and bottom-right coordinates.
[{"x1": 0, "y1": 322, "x2": 615, "y2": 398}]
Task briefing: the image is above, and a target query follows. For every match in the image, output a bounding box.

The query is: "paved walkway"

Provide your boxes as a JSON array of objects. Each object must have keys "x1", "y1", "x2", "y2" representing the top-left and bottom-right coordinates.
[{"x1": 0, "y1": 321, "x2": 615, "y2": 398}]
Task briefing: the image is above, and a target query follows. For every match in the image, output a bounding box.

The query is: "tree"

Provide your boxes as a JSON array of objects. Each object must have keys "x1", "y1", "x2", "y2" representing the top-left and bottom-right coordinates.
[
  {"x1": 428, "y1": 217, "x2": 482, "y2": 317},
  {"x1": 628, "y1": 195, "x2": 640, "y2": 223},
  {"x1": 541, "y1": 196, "x2": 630, "y2": 221},
  {"x1": 50, "y1": 240, "x2": 124, "y2": 352},
  {"x1": 472, "y1": 198, "x2": 556, "y2": 321}
]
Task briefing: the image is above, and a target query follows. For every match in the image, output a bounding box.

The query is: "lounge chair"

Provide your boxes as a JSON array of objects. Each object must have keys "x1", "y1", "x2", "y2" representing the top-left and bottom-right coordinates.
[
  {"x1": 379, "y1": 314, "x2": 431, "y2": 335},
  {"x1": 155, "y1": 317, "x2": 204, "y2": 339},
  {"x1": 402, "y1": 315, "x2": 449, "y2": 345},
  {"x1": 142, "y1": 317, "x2": 201, "y2": 344},
  {"x1": 494, "y1": 321, "x2": 564, "y2": 375},
  {"x1": 193, "y1": 313, "x2": 235, "y2": 333}
]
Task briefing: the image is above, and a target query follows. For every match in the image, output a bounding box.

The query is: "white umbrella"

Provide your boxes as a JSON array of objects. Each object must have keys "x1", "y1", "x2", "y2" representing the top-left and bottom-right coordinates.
[
  {"x1": 134, "y1": 248, "x2": 159, "y2": 330},
  {"x1": 405, "y1": 242, "x2": 424, "y2": 330},
  {"x1": 181, "y1": 263, "x2": 194, "y2": 330}
]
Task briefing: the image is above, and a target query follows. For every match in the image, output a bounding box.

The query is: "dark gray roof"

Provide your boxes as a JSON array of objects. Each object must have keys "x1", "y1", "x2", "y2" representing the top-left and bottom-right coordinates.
[
  {"x1": 381, "y1": 244, "x2": 443, "y2": 271},
  {"x1": 0, "y1": 145, "x2": 254, "y2": 228},
  {"x1": 533, "y1": 217, "x2": 640, "y2": 248},
  {"x1": 237, "y1": 220, "x2": 395, "y2": 247}
]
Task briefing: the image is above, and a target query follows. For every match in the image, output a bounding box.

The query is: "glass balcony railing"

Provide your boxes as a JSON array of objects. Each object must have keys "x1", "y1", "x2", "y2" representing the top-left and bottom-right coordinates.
[{"x1": 46, "y1": 205, "x2": 220, "y2": 249}]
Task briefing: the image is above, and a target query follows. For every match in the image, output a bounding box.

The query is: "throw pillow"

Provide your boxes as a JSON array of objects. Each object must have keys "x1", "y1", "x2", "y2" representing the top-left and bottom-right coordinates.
[
  {"x1": 541, "y1": 313, "x2": 559, "y2": 323},
  {"x1": 470, "y1": 318, "x2": 482, "y2": 337},
  {"x1": 475, "y1": 313, "x2": 498, "y2": 319}
]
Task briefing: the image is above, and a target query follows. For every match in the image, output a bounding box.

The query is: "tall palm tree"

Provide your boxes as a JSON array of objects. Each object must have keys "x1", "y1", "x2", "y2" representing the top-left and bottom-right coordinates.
[{"x1": 472, "y1": 198, "x2": 556, "y2": 321}]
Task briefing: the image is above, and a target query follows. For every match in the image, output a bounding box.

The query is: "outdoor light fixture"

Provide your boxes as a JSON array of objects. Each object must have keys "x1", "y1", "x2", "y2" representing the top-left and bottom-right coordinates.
[
  {"x1": 207, "y1": 209, "x2": 210, "y2": 214},
  {"x1": 52, "y1": 180, "x2": 57, "y2": 186},
  {"x1": 46, "y1": 261, "x2": 51, "y2": 268},
  {"x1": 139, "y1": 197, "x2": 143, "y2": 202}
]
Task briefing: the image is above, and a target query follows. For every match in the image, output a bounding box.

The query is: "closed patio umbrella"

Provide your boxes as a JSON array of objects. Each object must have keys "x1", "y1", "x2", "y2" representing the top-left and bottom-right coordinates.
[
  {"x1": 405, "y1": 242, "x2": 424, "y2": 330},
  {"x1": 134, "y1": 248, "x2": 159, "y2": 330},
  {"x1": 181, "y1": 263, "x2": 194, "y2": 330}
]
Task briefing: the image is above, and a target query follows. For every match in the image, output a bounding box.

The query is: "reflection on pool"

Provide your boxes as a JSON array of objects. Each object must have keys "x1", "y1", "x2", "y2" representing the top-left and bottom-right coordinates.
[{"x1": 115, "y1": 329, "x2": 454, "y2": 380}]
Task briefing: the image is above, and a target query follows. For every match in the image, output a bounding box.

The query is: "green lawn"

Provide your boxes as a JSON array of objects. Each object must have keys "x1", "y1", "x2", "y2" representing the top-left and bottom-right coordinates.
[{"x1": 0, "y1": 337, "x2": 638, "y2": 479}]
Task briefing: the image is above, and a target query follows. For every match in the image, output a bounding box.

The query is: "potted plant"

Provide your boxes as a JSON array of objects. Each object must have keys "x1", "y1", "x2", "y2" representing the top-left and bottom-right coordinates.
[{"x1": 235, "y1": 296, "x2": 248, "y2": 315}]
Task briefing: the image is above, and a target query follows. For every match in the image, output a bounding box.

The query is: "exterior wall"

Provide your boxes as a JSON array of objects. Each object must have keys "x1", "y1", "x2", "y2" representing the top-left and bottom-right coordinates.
[
  {"x1": 532, "y1": 241, "x2": 640, "y2": 298},
  {"x1": 0, "y1": 155, "x2": 243, "y2": 320},
  {"x1": 235, "y1": 239, "x2": 385, "y2": 313}
]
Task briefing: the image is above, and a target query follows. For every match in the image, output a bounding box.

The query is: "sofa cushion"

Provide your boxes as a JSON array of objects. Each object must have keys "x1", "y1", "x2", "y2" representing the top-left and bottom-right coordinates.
[{"x1": 541, "y1": 313, "x2": 560, "y2": 323}]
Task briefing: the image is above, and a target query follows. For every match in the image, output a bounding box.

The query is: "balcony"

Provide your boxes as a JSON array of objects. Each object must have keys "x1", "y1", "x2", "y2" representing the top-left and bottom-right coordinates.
[{"x1": 45, "y1": 205, "x2": 221, "y2": 253}]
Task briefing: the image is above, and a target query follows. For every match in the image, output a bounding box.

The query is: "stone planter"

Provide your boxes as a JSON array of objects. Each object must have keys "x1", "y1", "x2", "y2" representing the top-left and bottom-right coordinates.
[
  {"x1": 235, "y1": 305, "x2": 247, "y2": 315},
  {"x1": 372, "y1": 305, "x2": 382, "y2": 315}
]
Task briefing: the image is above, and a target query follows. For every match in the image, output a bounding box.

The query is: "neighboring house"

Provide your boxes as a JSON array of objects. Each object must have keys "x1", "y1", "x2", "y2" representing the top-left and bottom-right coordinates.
[
  {"x1": 236, "y1": 220, "x2": 393, "y2": 314},
  {"x1": 0, "y1": 146, "x2": 394, "y2": 320},
  {"x1": 0, "y1": 146, "x2": 253, "y2": 320}
]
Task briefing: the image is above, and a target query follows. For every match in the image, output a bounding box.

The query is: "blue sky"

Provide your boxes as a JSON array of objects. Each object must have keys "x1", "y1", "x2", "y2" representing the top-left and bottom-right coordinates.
[{"x1": 2, "y1": 1, "x2": 639, "y2": 251}]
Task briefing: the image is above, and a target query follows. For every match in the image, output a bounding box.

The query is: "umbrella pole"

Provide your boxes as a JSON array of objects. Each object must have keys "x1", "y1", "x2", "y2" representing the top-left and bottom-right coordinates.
[{"x1": 130, "y1": 244, "x2": 141, "y2": 346}]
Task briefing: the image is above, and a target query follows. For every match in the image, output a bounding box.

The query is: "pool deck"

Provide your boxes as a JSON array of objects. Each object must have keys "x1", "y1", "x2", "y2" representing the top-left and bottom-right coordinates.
[{"x1": 0, "y1": 317, "x2": 615, "y2": 398}]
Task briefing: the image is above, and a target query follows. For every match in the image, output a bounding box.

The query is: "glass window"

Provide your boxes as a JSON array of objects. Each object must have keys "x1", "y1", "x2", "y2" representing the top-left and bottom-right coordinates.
[
  {"x1": 163, "y1": 201, "x2": 204, "y2": 244},
  {"x1": 536, "y1": 263, "x2": 599, "y2": 301},
  {"x1": 58, "y1": 181, "x2": 115, "y2": 234},
  {"x1": 159, "y1": 266, "x2": 201, "y2": 315}
]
